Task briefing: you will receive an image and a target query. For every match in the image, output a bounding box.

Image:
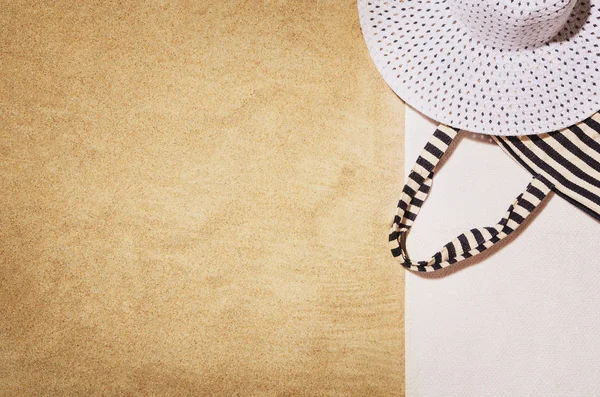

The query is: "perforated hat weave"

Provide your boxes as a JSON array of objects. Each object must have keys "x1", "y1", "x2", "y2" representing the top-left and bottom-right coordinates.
[{"x1": 358, "y1": 0, "x2": 600, "y2": 136}]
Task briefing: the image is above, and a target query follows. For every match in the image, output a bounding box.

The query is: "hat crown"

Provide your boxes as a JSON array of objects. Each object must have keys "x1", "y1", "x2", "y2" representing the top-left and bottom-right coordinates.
[{"x1": 449, "y1": 0, "x2": 578, "y2": 50}]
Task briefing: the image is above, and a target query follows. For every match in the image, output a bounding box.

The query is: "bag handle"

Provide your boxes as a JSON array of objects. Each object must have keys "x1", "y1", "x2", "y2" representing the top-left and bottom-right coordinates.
[{"x1": 389, "y1": 125, "x2": 552, "y2": 272}]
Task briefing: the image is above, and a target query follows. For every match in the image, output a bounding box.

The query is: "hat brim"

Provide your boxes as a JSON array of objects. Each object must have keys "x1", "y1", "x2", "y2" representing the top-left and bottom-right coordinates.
[{"x1": 358, "y1": 0, "x2": 600, "y2": 136}]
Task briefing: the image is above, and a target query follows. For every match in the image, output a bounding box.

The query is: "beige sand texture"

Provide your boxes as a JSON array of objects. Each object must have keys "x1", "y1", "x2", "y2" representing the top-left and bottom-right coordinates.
[{"x1": 1, "y1": 1, "x2": 405, "y2": 395}]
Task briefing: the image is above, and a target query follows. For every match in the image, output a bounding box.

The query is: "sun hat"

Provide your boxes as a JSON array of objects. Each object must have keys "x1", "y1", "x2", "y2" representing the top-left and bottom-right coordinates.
[
  {"x1": 358, "y1": 0, "x2": 600, "y2": 136},
  {"x1": 389, "y1": 114, "x2": 600, "y2": 272}
]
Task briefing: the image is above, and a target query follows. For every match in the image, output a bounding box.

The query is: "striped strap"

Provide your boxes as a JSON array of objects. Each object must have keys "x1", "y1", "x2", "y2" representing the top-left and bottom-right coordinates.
[
  {"x1": 389, "y1": 125, "x2": 553, "y2": 272},
  {"x1": 493, "y1": 114, "x2": 600, "y2": 221}
]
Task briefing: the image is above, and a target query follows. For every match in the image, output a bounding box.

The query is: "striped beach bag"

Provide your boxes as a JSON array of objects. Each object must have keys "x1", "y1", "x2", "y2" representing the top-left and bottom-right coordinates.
[{"x1": 390, "y1": 113, "x2": 600, "y2": 272}]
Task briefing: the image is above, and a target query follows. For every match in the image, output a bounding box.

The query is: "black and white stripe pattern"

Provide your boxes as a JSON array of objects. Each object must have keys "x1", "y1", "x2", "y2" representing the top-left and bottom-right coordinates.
[
  {"x1": 389, "y1": 125, "x2": 551, "y2": 273},
  {"x1": 494, "y1": 112, "x2": 600, "y2": 222}
]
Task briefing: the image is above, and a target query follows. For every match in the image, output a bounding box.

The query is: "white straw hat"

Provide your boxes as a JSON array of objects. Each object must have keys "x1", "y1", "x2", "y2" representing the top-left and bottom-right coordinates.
[{"x1": 358, "y1": 0, "x2": 600, "y2": 135}]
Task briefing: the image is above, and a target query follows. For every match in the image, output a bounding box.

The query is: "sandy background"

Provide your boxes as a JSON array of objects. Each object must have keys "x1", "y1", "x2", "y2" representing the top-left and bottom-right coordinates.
[{"x1": 1, "y1": 1, "x2": 405, "y2": 395}]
